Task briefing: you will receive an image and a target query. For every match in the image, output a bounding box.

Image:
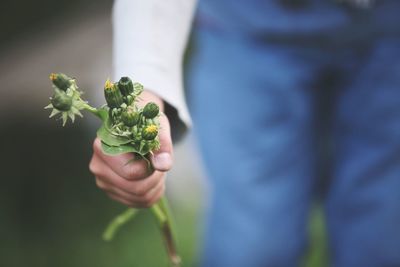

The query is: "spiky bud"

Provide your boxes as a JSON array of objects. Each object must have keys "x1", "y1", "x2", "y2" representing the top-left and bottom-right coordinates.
[
  {"x1": 142, "y1": 124, "x2": 158, "y2": 140},
  {"x1": 104, "y1": 79, "x2": 124, "y2": 109},
  {"x1": 121, "y1": 107, "x2": 140, "y2": 127},
  {"x1": 142, "y1": 102, "x2": 159, "y2": 119},
  {"x1": 117, "y1": 77, "x2": 134, "y2": 96},
  {"x1": 49, "y1": 73, "x2": 72, "y2": 91},
  {"x1": 51, "y1": 88, "x2": 72, "y2": 111}
]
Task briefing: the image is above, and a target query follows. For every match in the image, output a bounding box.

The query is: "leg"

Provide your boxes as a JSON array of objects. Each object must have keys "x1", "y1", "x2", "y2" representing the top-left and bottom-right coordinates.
[
  {"x1": 327, "y1": 38, "x2": 400, "y2": 267},
  {"x1": 187, "y1": 29, "x2": 320, "y2": 267}
]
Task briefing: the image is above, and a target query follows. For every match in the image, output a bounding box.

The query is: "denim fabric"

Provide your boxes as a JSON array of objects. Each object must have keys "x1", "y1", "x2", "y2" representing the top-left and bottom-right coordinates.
[
  {"x1": 187, "y1": 1, "x2": 400, "y2": 266},
  {"x1": 197, "y1": 0, "x2": 400, "y2": 37},
  {"x1": 326, "y1": 39, "x2": 400, "y2": 267}
]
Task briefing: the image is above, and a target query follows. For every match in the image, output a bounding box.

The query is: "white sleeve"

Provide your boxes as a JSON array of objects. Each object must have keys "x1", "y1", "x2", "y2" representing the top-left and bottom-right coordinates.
[{"x1": 113, "y1": 0, "x2": 197, "y2": 141}]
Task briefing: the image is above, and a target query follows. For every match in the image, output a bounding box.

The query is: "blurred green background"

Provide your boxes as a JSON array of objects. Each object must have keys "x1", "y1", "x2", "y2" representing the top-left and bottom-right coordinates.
[{"x1": 0, "y1": 1, "x2": 328, "y2": 266}]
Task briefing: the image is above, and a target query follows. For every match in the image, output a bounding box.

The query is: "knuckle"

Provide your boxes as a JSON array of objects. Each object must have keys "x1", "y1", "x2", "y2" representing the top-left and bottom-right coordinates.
[
  {"x1": 125, "y1": 169, "x2": 138, "y2": 180},
  {"x1": 95, "y1": 178, "x2": 105, "y2": 189},
  {"x1": 123, "y1": 193, "x2": 137, "y2": 203},
  {"x1": 92, "y1": 138, "x2": 101, "y2": 153},
  {"x1": 133, "y1": 185, "x2": 147, "y2": 196},
  {"x1": 142, "y1": 193, "x2": 153, "y2": 203},
  {"x1": 89, "y1": 158, "x2": 98, "y2": 174},
  {"x1": 124, "y1": 165, "x2": 147, "y2": 180},
  {"x1": 141, "y1": 190, "x2": 160, "y2": 207},
  {"x1": 123, "y1": 164, "x2": 138, "y2": 179}
]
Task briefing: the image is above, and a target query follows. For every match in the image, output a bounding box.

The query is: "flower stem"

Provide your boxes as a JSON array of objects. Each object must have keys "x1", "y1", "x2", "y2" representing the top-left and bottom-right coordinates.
[
  {"x1": 82, "y1": 103, "x2": 100, "y2": 117},
  {"x1": 159, "y1": 196, "x2": 179, "y2": 241},
  {"x1": 102, "y1": 208, "x2": 138, "y2": 241},
  {"x1": 151, "y1": 197, "x2": 181, "y2": 267},
  {"x1": 150, "y1": 203, "x2": 167, "y2": 224}
]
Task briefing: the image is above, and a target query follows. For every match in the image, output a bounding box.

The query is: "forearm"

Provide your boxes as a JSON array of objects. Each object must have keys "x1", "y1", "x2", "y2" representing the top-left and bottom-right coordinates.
[{"x1": 113, "y1": 0, "x2": 197, "y2": 134}]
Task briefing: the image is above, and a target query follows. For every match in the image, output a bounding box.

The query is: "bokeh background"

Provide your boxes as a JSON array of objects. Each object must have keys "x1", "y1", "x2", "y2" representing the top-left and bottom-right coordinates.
[{"x1": 0, "y1": 1, "x2": 327, "y2": 266}]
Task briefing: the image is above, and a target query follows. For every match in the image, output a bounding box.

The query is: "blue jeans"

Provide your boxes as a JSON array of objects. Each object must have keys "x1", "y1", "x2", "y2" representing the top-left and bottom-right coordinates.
[{"x1": 187, "y1": 11, "x2": 400, "y2": 267}]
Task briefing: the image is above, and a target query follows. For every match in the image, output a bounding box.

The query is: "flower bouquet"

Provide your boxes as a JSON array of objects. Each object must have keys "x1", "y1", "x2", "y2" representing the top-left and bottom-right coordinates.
[{"x1": 45, "y1": 73, "x2": 181, "y2": 266}]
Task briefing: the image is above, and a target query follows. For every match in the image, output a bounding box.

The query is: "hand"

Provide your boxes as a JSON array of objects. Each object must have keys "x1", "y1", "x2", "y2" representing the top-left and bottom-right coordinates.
[{"x1": 89, "y1": 91, "x2": 173, "y2": 208}]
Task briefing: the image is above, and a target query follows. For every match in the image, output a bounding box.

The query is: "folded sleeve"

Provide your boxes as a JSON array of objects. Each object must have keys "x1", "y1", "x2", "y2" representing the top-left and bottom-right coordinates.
[{"x1": 113, "y1": 0, "x2": 197, "y2": 142}]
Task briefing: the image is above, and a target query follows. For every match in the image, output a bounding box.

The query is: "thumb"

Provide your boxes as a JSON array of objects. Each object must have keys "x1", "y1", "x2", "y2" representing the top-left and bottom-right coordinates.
[{"x1": 151, "y1": 113, "x2": 173, "y2": 171}]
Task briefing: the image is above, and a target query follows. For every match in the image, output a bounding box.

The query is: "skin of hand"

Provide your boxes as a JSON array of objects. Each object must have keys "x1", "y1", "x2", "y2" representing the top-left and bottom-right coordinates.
[{"x1": 89, "y1": 90, "x2": 173, "y2": 208}]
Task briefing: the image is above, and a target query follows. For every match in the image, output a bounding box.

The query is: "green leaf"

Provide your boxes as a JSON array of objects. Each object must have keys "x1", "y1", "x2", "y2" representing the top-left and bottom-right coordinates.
[
  {"x1": 101, "y1": 142, "x2": 139, "y2": 155},
  {"x1": 95, "y1": 108, "x2": 109, "y2": 122},
  {"x1": 97, "y1": 124, "x2": 132, "y2": 146},
  {"x1": 96, "y1": 113, "x2": 132, "y2": 146}
]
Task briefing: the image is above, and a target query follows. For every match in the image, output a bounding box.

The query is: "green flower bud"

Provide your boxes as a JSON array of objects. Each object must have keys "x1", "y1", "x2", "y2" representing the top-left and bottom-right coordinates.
[
  {"x1": 142, "y1": 102, "x2": 159, "y2": 119},
  {"x1": 49, "y1": 73, "x2": 72, "y2": 91},
  {"x1": 142, "y1": 124, "x2": 158, "y2": 140},
  {"x1": 125, "y1": 95, "x2": 134, "y2": 105},
  {"x1": 117, "y1": 77, "x2": 134, "y2": 96},
  {"x1": 51, "y1": 89, "x2": 72, "y2": 111},
  {"x1": 104, "y1": 79, "x2": 124, "y2": 109},
  {"x1": 121, "y1": 107, "x2": 140, "y2": 127}
]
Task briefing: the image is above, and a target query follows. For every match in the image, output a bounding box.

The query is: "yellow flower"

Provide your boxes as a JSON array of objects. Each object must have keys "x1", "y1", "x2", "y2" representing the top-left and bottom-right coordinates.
[
  {"x1": 104, "y1": 79, "x2": 124, "y2": 108},
  {"x1": 145, "y1": 125, "x2": 158, "y2": 134},
  {"x1": 104, "y1": 79, "x2": 115, "y2": 91},
  {"x1": 142, "y1": 124, "x2": 158, "y2": 140},
  {"x1": 49, "y1": 73, "x2": 57, "y2": 81}
]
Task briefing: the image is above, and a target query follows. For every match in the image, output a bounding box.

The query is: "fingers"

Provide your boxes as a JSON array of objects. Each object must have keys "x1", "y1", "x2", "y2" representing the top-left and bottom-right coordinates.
[
  {"x1": 106, "y1": 186, "x2": 165, "y2": 208},
  {"x1": 98, "y1": 176, "x2": 165, "y2": 208},
  {"x1": 151, "y1": 113, "x2": 174, "y2": 172},
  {"x1": 91, "y1": 153, "x2": 162, "y2": 196},
  {"x1": 89, "y1": 150, "x2": 166, "y2": 208},
  {"x1": 92, "y1": 138, "x2": 152, "y2": 180}
]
